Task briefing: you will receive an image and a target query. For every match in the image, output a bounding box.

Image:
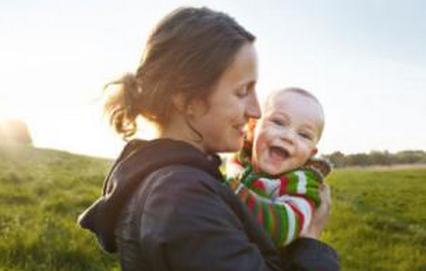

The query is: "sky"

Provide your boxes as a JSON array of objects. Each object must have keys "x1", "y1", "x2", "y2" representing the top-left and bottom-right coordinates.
[{"x1": 1, "y1": 0, "x2": 425, "y2": 158}]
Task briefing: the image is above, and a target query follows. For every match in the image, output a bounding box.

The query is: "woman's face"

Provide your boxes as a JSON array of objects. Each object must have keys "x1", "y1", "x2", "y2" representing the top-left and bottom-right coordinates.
[{"x1": 189, "y1": 43, "x2": 261, "y2": 153}]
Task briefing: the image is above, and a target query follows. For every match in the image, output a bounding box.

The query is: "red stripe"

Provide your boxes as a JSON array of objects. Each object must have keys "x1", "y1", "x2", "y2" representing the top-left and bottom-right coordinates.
[
  {"x1": 269, "y1": 205, "x2": 277, "y2": 239},
  {"x1": 257, "y1": 203, "x2": 263, "y2": 224},
  {"x1": 231, "y1": 158, "x2": 243, "y2": 166},
  {"x1": 287, "y1": 201, "x2": 305, "y2": 235},
  {"x1": 237, "y1": 187, "x2": 248, "y2": 201},
  {"x1": 246, "y1": 192, "x2": 263, "y2": 223},
  {"x1": 286, "y1": 194, "x2": 316, "y2": 211},
  {"x1": 252, "y1": 180, "x2": 265, "y2": 190},
  {"x1": 247, "y1": 193, "x2": 256, "y2": 210},
  {"x1": 279, "y1": 176, "x2": 289, "y2": 195}
]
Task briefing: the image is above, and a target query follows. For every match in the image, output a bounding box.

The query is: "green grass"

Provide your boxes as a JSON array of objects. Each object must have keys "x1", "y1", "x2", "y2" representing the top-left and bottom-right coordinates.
[
  {"x1": 1, "y1": 144, "x2": 425, "y2": 270},
  {"x1": 0, "y1": 144, "x2": 119, "y2": 270},
  {"x1": 324, "y1": 168, "x2": 426, "y2": 271}
]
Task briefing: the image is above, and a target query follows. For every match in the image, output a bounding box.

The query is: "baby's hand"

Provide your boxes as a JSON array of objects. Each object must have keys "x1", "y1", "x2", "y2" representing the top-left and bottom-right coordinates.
[
  {"x1": 300, "y1": 184, "x2": 332, "y2": 239},
  {"x1": 303, "y1": 158, "x2": 333, "y2": 182}
]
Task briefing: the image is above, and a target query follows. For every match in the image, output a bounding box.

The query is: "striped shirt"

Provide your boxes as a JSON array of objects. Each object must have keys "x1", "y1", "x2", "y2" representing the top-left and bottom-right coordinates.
[{"x1": 225, "y1": 154, "x2": 330, "y2": 247}]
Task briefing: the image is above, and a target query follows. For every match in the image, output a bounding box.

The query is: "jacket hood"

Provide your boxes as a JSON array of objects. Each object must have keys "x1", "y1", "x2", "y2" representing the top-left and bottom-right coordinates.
[{"x1": 78, "y1": 139, "x2": 222, "y2": 253}]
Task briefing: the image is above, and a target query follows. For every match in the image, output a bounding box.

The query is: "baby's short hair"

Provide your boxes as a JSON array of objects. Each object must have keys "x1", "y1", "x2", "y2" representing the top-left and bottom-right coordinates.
[{"x1": 265, "y1": 87, "x2": 325, "y2": 141}]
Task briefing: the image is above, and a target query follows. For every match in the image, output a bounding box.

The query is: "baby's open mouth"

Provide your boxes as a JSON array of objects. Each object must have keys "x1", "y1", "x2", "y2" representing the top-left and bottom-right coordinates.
[{"x1": 269, "y1": 146, "x2": 290, "y2": 160}]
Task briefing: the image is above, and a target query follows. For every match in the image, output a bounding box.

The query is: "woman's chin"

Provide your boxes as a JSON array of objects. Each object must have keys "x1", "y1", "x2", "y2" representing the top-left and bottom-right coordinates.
[{"x1": 220, "y1": 142, "x2": 243, "y2": 153}]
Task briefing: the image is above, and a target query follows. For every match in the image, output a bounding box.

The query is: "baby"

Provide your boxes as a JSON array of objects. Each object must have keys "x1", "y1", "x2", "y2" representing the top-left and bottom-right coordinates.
[{"x1": 225, "y1": 87, "x2": 331, "y2": 247}]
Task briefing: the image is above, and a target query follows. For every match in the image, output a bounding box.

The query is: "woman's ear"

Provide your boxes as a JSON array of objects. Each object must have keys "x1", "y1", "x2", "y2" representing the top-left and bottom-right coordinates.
[
  {"x1": 173, "y1": 93, "x2": 209, "y2": 118},
  {"x1": 172, "y1": 93, "x2": 187, "y2": 113}
]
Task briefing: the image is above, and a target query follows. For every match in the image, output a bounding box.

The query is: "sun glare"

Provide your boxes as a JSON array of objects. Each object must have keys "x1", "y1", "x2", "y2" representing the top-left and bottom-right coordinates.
[{"x1": 0, "y1": 104, "x2": 27, "y2": 126}]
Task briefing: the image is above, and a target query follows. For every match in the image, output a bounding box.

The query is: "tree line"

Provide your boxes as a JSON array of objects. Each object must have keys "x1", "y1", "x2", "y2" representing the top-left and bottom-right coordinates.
[
  {"x1": 1, "y1": 119, "x2": 425, "y2": 168},
  {"x1": 322, "y1": 150, "x2": 426, "y2": 168}
]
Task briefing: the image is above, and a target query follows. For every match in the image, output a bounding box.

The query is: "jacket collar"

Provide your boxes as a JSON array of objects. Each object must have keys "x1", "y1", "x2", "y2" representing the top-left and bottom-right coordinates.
[{"x1": 78, "y1": 138, "x2": 222, "y2": 252}]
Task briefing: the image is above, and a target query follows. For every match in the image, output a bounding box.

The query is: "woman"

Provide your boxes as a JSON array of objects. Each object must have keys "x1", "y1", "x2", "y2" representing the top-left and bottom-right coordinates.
[{"x1": 79, "y1": 7, "x2": 339, "y2": 271}]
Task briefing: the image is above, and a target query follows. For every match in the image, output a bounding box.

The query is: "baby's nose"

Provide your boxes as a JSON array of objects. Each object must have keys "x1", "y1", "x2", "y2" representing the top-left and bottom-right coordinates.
[{"x1": 281, "y1": 128, "x2": 297, "y2": 143}]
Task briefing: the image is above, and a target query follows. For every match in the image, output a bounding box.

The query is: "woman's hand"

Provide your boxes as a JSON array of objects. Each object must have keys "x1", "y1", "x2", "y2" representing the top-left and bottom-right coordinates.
[{"x1": 300, "y1": 184, "x2": 332, "y2": 239}]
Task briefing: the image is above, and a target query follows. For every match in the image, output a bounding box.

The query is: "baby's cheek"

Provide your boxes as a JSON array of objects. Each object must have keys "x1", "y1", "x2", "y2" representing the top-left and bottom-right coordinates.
[
  {"x1": 270, "y1": 126, "x2": 284, "y2": 137},
  {"x1": 301, "y1": 147, "x2": 315, "y2": 161},
  {"x1": 251, "y1": 142, "x2": 264, "y2": 166}
]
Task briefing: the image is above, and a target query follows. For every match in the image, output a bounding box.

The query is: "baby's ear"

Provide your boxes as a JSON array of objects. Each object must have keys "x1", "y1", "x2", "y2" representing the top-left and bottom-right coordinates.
[{"x1": 310, "y1": 147, "x2": 318, "y2": 157}]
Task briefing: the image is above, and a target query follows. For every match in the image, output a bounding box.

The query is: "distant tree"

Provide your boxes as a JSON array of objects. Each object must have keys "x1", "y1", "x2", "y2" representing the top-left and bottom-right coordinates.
[
  {"x1": 322, "y1": 149, "x2": 426, "y2": 167},
  {"x1": 0, "y1": 119, "x2": 32, "y2": 145},
  {"x1": 369, "y1": 150, "x2": 393, "y2": 166},
  {"x1": 322, "y1": 151, "x2": 346, "y2": 167},
  {"x1": 345, "y1": 153, "x2": 371, "y2": 167},
  {"x1": 395, "y1": 150, "x2": 426, "y2": 164}
]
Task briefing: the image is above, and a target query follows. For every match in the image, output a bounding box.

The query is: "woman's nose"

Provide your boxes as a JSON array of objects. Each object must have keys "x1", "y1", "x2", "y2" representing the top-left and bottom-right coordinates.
[{"x1": 246, "y1": 92, "x2": 261, "y2": 119}]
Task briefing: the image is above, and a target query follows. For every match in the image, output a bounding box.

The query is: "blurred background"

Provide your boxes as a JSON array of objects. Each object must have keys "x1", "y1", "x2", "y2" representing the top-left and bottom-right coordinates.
[
  {"x1": 1, "y1": 0, "x2": 425, "y2": 158},
  {"x1": 1, "y1": 2, "x2": 426, "y2": 270}
]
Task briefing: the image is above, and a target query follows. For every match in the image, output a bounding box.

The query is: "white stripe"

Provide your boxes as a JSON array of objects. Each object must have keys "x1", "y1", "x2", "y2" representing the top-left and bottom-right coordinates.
[
  {"x1": 258, "y1": 177, "x2": 280, "y2": 197},
  {"x1": 288, "y1": 197, "x2": 312, "y2": 234},
  {"x1": 234, "y1": 183, "x2": 244, "y2": 194},
  {"x1": 277, "y1": 195, "x2": 313, "y2": 237},
  {"x1": 295, "y1": 171, "x2": 307, "y2": 194},
  {"x1": 226, "y1": 161, "x2": 244, "y2": 178},
  {"x1": 282, "y1": 203, "x2": 296, "y2": 245}
]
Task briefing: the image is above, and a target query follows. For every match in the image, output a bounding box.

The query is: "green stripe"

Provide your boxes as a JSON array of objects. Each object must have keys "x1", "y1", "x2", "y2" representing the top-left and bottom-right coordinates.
[
  {"x1": 287, "y1": 172, "x2": 300, "y2": 193},
  {"x1": 306, "y1": 188, "x2": 321, "y2": 207},
  {"x1": 277, "y1": 204, "x2": 289, "y2": 246},
  {"x1": 262, "y1": 202, "x2": 272, "y2": 235}
]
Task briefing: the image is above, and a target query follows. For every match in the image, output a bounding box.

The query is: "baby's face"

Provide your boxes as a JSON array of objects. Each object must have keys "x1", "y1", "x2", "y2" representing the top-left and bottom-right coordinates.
[{"x1": 251, "y1": 91, "x2": 323, "y2": 175}]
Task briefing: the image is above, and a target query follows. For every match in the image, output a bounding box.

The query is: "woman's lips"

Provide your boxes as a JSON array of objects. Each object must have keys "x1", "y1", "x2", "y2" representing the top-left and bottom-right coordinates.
[{"x1": 233, "y1": 124, "x2": 246, "y2": 136}]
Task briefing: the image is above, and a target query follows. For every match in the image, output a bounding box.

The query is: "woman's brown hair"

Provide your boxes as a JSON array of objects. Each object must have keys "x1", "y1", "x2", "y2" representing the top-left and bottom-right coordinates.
[{"x1": 104, "y1": 7, "x2": 255, "y2": 139}]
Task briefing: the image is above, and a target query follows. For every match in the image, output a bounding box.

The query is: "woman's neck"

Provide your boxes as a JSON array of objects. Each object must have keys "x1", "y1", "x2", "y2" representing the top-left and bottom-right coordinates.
[{"x1": 159, "y1": 120, "x2": 206, "y2": 154}]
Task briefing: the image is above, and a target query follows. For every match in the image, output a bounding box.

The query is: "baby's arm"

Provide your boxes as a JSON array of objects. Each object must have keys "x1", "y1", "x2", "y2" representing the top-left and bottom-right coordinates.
[
  {"x1": 275, "y1": 158, "x2": 332, "y2": 205},
  {"x1": 230, "y1": 159, "x2": 332, "y2": 247},
  {"x1": 234, "y1": 184, "x2": 314, "y2": 246},
  {"x1": 234, "y1": 170, "x2": 321, "y2": 246}
]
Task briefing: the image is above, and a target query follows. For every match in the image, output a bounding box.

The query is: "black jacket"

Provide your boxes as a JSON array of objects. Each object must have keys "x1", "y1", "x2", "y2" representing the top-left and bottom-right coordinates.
[{"x1": 79, "y1": 139, "x2": 339, "y2": 271}]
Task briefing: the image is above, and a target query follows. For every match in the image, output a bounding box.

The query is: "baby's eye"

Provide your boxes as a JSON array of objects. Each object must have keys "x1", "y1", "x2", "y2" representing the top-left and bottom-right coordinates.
[
  {"x1": 271, "y1": 118, "x2": 285, "y2": 126},
  {"x1": 299, "y1": 132, "x2": 312, "y2": 140}
]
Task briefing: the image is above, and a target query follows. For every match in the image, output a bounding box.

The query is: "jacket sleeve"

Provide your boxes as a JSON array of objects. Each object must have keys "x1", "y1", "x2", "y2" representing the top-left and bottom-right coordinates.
[
  {"x1": 139, "y1": 166, "x2": 281, "y2": 271},
  {"x1": 138, "y1": 166, "x2": 339, "y2": 271},
  {"x1": 282, "y1": 237, "x2": 340, "y2": 271}
]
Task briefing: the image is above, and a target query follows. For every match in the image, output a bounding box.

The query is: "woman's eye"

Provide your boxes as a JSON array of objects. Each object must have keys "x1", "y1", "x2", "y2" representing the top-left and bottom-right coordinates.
[
  {"x1": 235, "y1": 87, "x2": 248, "y2": 98},
  {"x1": 236, "y1": 82, "x2": 256, "y2": 98}
]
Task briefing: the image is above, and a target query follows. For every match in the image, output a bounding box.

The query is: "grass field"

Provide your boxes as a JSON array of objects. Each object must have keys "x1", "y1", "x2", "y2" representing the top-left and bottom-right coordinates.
[{"x1": 1, "y1": 145, "x2": 425, "y2": 270}]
